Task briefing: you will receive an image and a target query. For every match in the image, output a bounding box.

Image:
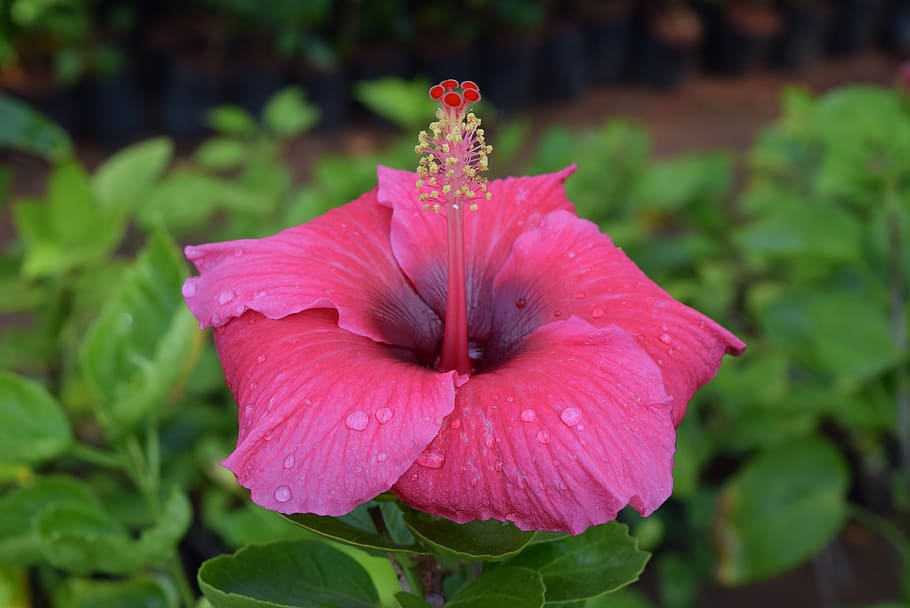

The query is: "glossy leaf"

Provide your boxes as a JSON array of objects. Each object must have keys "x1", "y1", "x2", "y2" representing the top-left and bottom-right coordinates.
[
  {"x1": 503, "y1": 522, "x2": 649, "y2": 603},
  {"x1": 36, "y1": 490, "x2": 192, "y2": 575},
  {"x1": 447, "y1": 567, "x2": 545, "y2": 608},
  {"x1": 0, "y1": 371, "x2": 72, "y2": 464},
  {"x1": 0, "y1": 476, "x2": 98, "y2": 564},
  {"x1": 286, "y1": 503, "x2": 427, "y2": 555},
  {"x1": 394, "y1": 593, "x2": 433, "y2": 608},
  {"x1": 79, "y1": 229, "x2": 196, "y2": 431},
  {"x1": 401, "y1": 511, "x2": 535, "y2": 560},
  {"x1": 198, "y1": 540, "x2": 380, "y2": 608},
  {"x1": 714, "y1": 437, "x2": 849, "y2": 585},
  {"x1": 354, "y1": 78, "x2": 433, "y2": 131}
]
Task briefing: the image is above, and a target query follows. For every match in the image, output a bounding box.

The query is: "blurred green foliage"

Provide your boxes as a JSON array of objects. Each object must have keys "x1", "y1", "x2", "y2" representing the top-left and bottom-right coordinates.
[{"x1": 0, "y1": 80, "x2": 908, "y2": 607}]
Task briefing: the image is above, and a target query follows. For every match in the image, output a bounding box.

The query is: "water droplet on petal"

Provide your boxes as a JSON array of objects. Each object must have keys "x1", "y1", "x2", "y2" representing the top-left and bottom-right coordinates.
[
  {"x1": 274, "y1": 485, "x2": 291, "y2": 503},
  {"x1": 484, "y1": 435, "x2": 495, "y2": 448},
  {"x1": 494, "y1": 461, "x2": 504, "y2": 472},
  {"x1": 520, "y1": 409, "x2": 537, "y2": 422},
  {"x1": 567, "y1": 250, "x2": 576, "y2": 259},
  {"x1": 449, "y1": 418, "x2": 462, "y2": 430},
  {"x1": 659, "y1": 332, "x2": 672, "y2": 344},
  {"x1": 249, "y1": 381, "x2": 257, "y2": 391},
  {"x1": 576, "y1": 292, "x2": 586, "y2": 299},
  {"x1": 470, "y1": 476, "x2": 479, "y2": 487},
  {"x1": 377, "y1": 451, "x2": 388, "y2": 462},
  {"x1": 283, "y1": 454, "x2": 295, "y2": 469},
  {"x1": 234, "y1": 248, "x2": 244, "y2": 256},
  {"x1": 591, "y1": 307, "x2": 605, "y2": 319},
  {"x1": 553, "y1": 309, "x2": 563, "y2": 318},
  {"x1": 303, "y1": 398, "x2": 312, "y2": 406},
  {"x1": 514, "y1": 297, "x2": 527, "y2": 309},
  {"x1": 410, "y1": 473, "x2": 419, "y2": 481},
  {"x1": 181, "y1": 281, "x2": 196, "y2": 297},
  {"x1": 416, "y1": 450, "x2": 446, "y2": 469},
  {"x1": 345, "y1": 411, "x2": 369, "y2": 431},
  {"x1": 560, "y1": 407, "x2": 582, "y2": 428},
  {"x1": 257, "y1": 354, "x2": 267, "y2": 363},
  {"x1": 506, "y1": 395, "x2": 514, "y2": 403},
  {"x1": 218, "y1": 289, "x2": 236, "y2": 304},
  {"x1": 536, "y1": 429, "x2": 551, "y2": 444},
  {"x1": 375, "y1": 407, "x2": 394, "y2": 424}
]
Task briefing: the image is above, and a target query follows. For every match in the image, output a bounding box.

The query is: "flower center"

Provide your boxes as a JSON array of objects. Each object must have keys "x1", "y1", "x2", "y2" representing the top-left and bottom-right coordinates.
[{"x1": 415, "y1": 79, "x2": 492, "y2": 375}]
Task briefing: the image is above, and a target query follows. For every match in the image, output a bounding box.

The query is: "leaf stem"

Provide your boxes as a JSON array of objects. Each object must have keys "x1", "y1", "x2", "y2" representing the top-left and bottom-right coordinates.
[
  {"x1": 68, "y1": 442, "x2": 126, "y2": 470},
  {"x1": 368, "y1": 505, "x2": 422, "y2": 596},
  {"x1": 849, "y1": 505, "x2": 910, "y2": 601}
]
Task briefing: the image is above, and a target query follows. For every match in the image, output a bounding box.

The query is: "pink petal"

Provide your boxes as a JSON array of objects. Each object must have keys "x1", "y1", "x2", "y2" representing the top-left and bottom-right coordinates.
[
  {"x1": 490, "y1": 210, "x2": 746, "y2": 424},
  {"x1": 216, "y1": 309, "x2": 457, "y2": 516},
  {"x1": 393, "y1": 316, "x2": 676, "y2": 534},
  {"x1": 183, "y1": 191, "x2": 441, "y2": 354},
  {"x1": 376, "y1": 165, "x2": 576, "y2": 340}
]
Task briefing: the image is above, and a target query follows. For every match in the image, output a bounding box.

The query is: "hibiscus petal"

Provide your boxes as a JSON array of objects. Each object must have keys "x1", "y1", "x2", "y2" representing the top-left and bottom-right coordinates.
[
  {"x1": 183, "y1": 191, "x2": 441, "y2": 354},
  {"x1": 490, "y1": 210, "x2": 746, "y2": 424},
  {"x1": 376, "y1": 165, "x2": 576, "y2": 340},
  {"x1": 393, "y1": 316, "x2": 676, "y2": 534},
  {"x1": 216, "y1": 309, "x2": 457, "y2": 516}
]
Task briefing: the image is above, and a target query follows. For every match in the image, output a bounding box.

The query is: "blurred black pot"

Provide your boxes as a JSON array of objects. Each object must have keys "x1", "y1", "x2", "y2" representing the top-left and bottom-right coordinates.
[
  {"x1": 160, "y1": 58, "x2": 221, "y2": 140},
  {"x1": 699, "y1": 1, "x2": 783, "y2": 76},
  {"x1": 631, "y1": 3, "x2": 703, "y2": 89},
  {"x1": 482, "y1": 35, "x2": 540, "y2": 113},
  {"x1": 584, "y1": 2, "x2": 633, "y2": 84},
  {"x1": 827, "y1": 0, "x2": 889, "y2": 56},
  {"x1": 82, "y1": 66, "x2": 146, "y2": 148},
  {"x1": 538, "y1": 21, "x2": 588, "y2": 101}
]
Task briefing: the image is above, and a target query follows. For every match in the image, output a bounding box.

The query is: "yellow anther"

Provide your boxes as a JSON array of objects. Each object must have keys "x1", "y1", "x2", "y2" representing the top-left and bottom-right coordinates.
[
  {"x1": 469, "y1": 203, "x2": 478, "y2": 211},
  {"x1": 442, "y1": 184, "x2": 451, "y2": 194}
]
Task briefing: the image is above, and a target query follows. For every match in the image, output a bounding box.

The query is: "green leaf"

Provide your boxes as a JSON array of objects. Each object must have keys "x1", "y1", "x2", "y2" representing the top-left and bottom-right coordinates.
[
  {"x1": 286, "y1": 503, "x2": 427, "y2": 555},
  {"x1": 0, "y1": 476, "x2": 99, "y2": 564},
  {"x1": 0, "y1": 371, "x2": 72, "y2": 464},
  {"x1": 36, "y1": 490, "x2": 192, "y2": 575},
  {"x1": 195, "y1": 137, "x2": 248, "y2": 171},
  {"x1": 503, "y1": 522, "x2": 650, "y2": 604},
  {"x1": 447, "y1": 567, "x2": 545, "y2": 608},
  {"x1": 93, "y1": 137, "x2": 173, "y2": 215},
  {"x1": 714, "y1": 437, "x2": 850, "y2": 585},
  {"x1": 394, "y1": 592, "x2": 432, "y2": 608},
  {"x1": 263, "y1": 88, "x2": 318, "y2": 138},
  {"x1": 760, "y1": 291, "x2": 899, "y2": 381},
  {"x1": 198, "y1": 540, "x2": 380, "y2": 608},
  {"x1": 54, "y1": 576, "x2": 176, "y2": 608},
  {"x1": 14, "y1": 161, "x2": 124, "y2": 276},
  {"x1": 141, "y1": 172, "x2": 265, "y2": 233},
  {"x1": 0, "y1": 93, "x2": 72, "y2": 161},
  {"x1": 402, "y1": 511, "x2": 535, "y2": 560},
  {"x1": 354, "y1": 78, "x2": 433, "y2": 131},
  {"x1": 78, "y1": 229, "x2": 196, "y2": 431},
  {"x1": 208, "y1": 105, "x2": 257, "y2": 137}
]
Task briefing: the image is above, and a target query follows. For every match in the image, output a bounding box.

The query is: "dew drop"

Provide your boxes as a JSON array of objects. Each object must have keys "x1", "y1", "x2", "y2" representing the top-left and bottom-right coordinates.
[
  {"x1": 257, "y1": 354, "x2": 267, "y2": 364},
  {"x1": 494, "y1": 461, "x2": 504, "y2": 472},
  {"x1": 520, "y1": 409, "x2": 537, "y2": 423},
  {"x1": 375, "y1": 407, "x2": 394, "y2": 424},
  {"x1": 506, "y1": 395, "x2": 514, "y2": 403},
  {"x1": 659, "y1": 332, "x2": 672, "y2": 344},
  {"x1": 514, "y1": 297, "x2": 527, "y2": 309},
  {"x1": 576, "y1": 292, "x2": 586, "y2": 299},
  {"x1": 249, "y1": 381, "x2": 258, "y2": 391},
  {"x1": 449, "y1": 418, "x2": 462, "y2": 430},
  {"x1": 303, "y1": 398, "x2": 313, "y2": 406},
  {"x1": 416, "y1": 450, "x2": 446, "y2": 469},
  {"x1": 657, "y1": 359, "x2": 665, "y2": 366},
  {"x1": 181, "y1": 281, "x2": 196, "y2": 297},
  {"x1": 218, "y1": 289, "x2": 236, "y2": 304},
  {"x1": 567, "y1": 250, "x2": 576, "y2": 259},
  {"x1": 410, "y1": 473, "x2": 419, "y2": 481},
  {"x1": 274, "y1": 485, "x2": 291, "y2": 503},
  {"x1": 591, "y1": 307, "x2": 605, "y2": 319},
  {"x1": 282, "y1": 454, "x2": 295, "y2": 469},
  {"x1": 560, "y1": 407, "x2": 582, "y2": 428},
  {"x1": 484, "y1": 435, "x2": 495, "y2": 448},
  {"x1": 536, "y1": 429, "x2": 551, "y2": 444},
  {"x1": 553, "y1": 309, "x2": 563, "y2": 318},
  {"x1": 345, "y1": 410, "x2": 369, "y2": 431},
  {"x1": 377, "y1": 451, "x2": 388, "y2": 462},
  {"x1": 470, "y1": 476, "x2": 479, "y2": 487},
  {"x1": 233, "y1": 248, "x2": 244, "y2": 257}
]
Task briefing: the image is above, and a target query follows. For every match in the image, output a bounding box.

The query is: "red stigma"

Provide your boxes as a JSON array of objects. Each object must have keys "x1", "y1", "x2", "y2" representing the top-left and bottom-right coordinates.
[
  {"x1": 429, "y1": 84, "x2": 445, "y2": 100},
  {"x1": 428, "y1": 78, "x2": 483, "y2": 121}
]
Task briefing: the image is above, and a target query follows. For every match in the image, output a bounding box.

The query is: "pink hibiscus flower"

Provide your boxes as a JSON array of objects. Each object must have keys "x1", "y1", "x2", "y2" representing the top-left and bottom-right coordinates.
[{"x1": 182, "y1": 80, "x2": 744, "y2": 534}]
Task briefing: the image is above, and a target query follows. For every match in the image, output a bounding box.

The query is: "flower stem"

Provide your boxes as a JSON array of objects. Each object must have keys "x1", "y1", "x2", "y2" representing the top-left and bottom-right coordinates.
[{"x1": 439, "y1": 203, "x2": 471, "y2": 375}]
